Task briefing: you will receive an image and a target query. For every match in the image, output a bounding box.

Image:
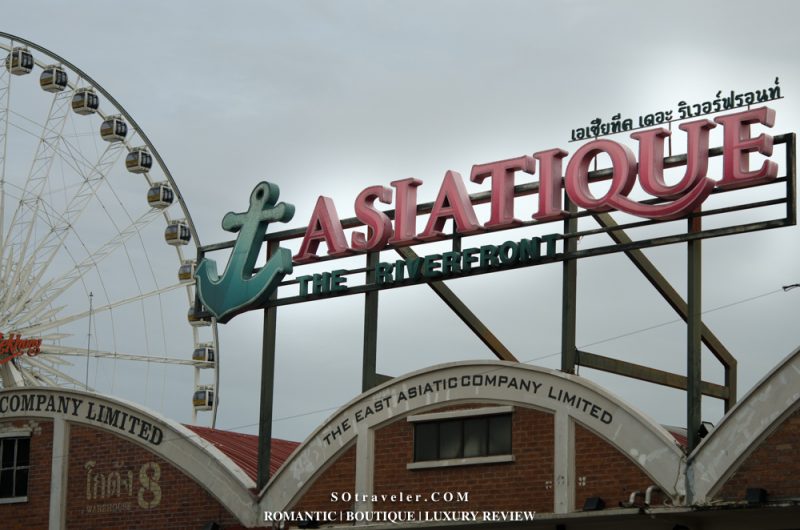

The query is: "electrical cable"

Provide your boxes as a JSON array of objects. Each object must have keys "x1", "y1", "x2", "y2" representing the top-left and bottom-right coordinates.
[{"x1": 213, "y1": 286, "x2": 788, "y2": 434}]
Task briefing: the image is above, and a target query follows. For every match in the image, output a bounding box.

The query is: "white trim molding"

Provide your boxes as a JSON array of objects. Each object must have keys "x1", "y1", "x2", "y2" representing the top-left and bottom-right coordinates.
[
  {"x1": 407, "y1": 454, "x2": 515, "y2": 470},
  {"x1": 689, "y1": 346, "x2": 800, "y2": 503},
  {"x1": 407, "y1": 405, "x2": 514, "y2": 423},
  {"x1": 262, "y1": 361, "x2": 686, "y2": 515},
  {"x1": 0, "y1": 388, "x2": 258, "y2": 527}
]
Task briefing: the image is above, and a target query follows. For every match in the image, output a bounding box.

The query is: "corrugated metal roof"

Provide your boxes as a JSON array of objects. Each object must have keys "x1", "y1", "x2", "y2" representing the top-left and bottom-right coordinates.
[
  {"x1": 663, "y1": 425, "x2": 688, "y2": 449},
  {"x1": 185, "y1": 424, "x2": 299, "y2": 482},
  {"x1": 185, "y1": 422, "x2": 689, "y2": 483}
]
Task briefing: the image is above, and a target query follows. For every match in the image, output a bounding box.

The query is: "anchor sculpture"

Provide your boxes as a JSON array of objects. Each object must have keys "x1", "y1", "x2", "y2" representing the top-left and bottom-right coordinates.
[{"x1": 195, "y1": 181, "x2": 294, "y2": 323}]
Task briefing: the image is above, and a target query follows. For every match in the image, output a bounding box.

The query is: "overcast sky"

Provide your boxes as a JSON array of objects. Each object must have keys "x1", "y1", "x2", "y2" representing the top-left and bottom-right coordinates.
[{"x1": 4, "y1": 0, "x2": 800, "y2": 442}]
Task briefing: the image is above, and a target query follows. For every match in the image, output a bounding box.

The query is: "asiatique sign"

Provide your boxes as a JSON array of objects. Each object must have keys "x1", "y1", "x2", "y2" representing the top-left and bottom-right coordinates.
[{"x1": 197, "y1": 106, "x2": 787, "y2": 322}]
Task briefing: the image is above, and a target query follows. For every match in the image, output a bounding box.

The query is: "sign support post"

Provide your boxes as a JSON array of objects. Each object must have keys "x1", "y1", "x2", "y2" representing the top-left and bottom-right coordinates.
[
  {"x1": 686, "y1": 215, "x2": 702, "y2": 454},
  {"x1": 561, "y1": 197, "x2": 578, "y2": 374},
  {"x1": 587, "y1": 212, "x2": 737, "y2": 411},
  {"x1": 362, "y1": 252, "x2": 379, "y2": 392},
  {"x1": 257, "y1": 241, "x2": 279, "y2": 491}
]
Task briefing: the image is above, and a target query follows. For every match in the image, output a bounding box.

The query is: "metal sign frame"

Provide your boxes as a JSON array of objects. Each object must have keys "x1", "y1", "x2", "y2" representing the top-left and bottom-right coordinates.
[{"x1": 198, "y1": 133, "x2": 795, "y2": 490}]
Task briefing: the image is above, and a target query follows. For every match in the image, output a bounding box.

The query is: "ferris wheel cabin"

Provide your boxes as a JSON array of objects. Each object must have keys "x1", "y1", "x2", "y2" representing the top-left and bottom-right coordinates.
[
  {"x1": 100, "y1": 115, "x2": 128, "y2": 142},
  {"x1": 192, "y1": 343, "x2": 215, "y2": 366},
  {"x1": 164, "y1": 219, "x2": 191, "y2": 245},
  {"x1": 72, "y1": 87, "x2": 99, "y2": 115},
  {"x1": 178, "y1": 260, "x2": 196, "y2": 282},
  {"x1": 125, "y1": 147, "x2": 153, "y2": 173},
  {"x1": 192, "y1": 387, "x2": 215, "y2": 411},
  {"x1": 187, "y1": 306, "x2": 212, "y2": 327},
  {"x1": 40, "y1": 65, "x2": 68, "y2": 92},
  {"x1": 5, "y1": 47, "x2": 34, "y2": 75},
  {"x1": 147, "y1": 182, "x2": 174, "y2": 209}
]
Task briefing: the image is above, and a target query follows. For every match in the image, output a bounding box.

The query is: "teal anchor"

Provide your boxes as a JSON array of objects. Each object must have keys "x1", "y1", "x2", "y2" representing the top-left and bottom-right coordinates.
[{"x1": 196, "y1": 182, "x2": 295, "y2": 323}]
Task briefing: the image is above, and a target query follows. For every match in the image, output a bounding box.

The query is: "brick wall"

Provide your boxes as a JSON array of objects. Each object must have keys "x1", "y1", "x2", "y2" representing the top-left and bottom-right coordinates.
[
  {"x1": 372, "y1": 405, "x2": 554, "y2": 513},
  {"x1": 291, "y1": 444, "x2": 356, "y2": 517},
  {"x1": 65, "y1": 424, "x2": 243, "y2": 530},
  {"x1": 717, "y1": 408, "x2": 800, "y2": 501},
  {"x1": 291, "y1": 405, "x2": 554, "y2": 519},
  {"x1": 574, "y1": 423, "x2": 656, "y2": 509},
  {"x1": 0, "y1": 420, "x2": 52, "y2": 530},
  {"x1": 291, "y1": 405, "x2": 678, "y2": 518}
]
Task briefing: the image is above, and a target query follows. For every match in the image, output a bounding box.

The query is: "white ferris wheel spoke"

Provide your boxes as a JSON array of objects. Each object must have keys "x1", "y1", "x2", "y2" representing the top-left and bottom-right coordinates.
[
  {"x1": 7, "y1": 169, "x2": 163, "y2": 327},
  {"x1": 21, "y1": 355, "x2": 89, "y2": 389},
  {"x1": 41, "y1": 345, "x2": 200, "y2": 366},
  {"x1": 0, "y1": 361, "x2": 25, "y2": 387},
  {"x1": 0, "y1": 67, "x2": 10, "y2": 254},
  {"x1": 18, "y1": 363, "x2": 58, "y2": 387},
  {"x1": 0, "y1": 88, "x2": 73, "y2": 305},
  {"x1": 0, "y1": 172, "x2": 122, "y2": 329},
  {"x1": 18, "y1": 282, "x2": 185, "y2": 335},
  {"x1": 0, "y1": 34, "x2": 217, "y2": 426},
  {"x1": 0, "y1": 140, "x2": 124, "y2": 318},
  {"x1": 2, "y1": 106, "x2": 119, "y2": 302},
  {"x1": 34, "y1": 350, "x2": 72, "y2": 366},
  {"x1": 10, "y1": 207, "x2": 163, "y2": 327},
  {"x1": 7, "y1": 305, "x2": 66, "y2": 330},
  {"x1": 20, "y1": 368, "x2": 52, "y2": 387},
  {"x1": 2, "y1": 89, "x2": 72, "y2": 242}
]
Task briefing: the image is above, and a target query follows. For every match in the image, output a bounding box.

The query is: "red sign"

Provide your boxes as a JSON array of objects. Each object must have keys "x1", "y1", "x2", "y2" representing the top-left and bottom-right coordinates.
[
  {"x1": 0, "y1": 332, "x2": 42, "y2": 364},
  {"x1": 293, "y1": 107, "x2": 779, "y2": 263}
]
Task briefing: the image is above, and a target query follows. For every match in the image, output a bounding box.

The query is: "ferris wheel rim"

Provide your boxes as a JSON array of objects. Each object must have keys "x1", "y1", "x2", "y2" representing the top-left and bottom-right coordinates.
[
  {"x1": 0, "y1": 32, "x2": 220, "y2": 426},
  {"x1": 0, "y1": 31, "x2": 201, "y2": 245}
]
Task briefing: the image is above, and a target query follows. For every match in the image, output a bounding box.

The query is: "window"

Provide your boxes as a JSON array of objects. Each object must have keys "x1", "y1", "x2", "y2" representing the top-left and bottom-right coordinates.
[
  {"x1": 0, "y1": 437, "x2": 30, "y2": 501},
  {"x1": 413, "y1": 413, "x2": 512, "y2": 462}
]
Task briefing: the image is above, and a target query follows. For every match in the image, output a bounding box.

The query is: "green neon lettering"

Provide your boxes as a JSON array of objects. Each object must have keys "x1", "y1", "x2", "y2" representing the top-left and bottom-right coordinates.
[
  {"x1": 375, "y1": 262, "x2": 394, "y2": 285},
  {"x1": 441, "y1": 251, "x2": 462, "y2": 275},
  {"x1": 479, "y1": 245, "x2": 499, "y2": 268},
  {"x1": 422, "y1": 254, "x2": 442, "y2": 278}
]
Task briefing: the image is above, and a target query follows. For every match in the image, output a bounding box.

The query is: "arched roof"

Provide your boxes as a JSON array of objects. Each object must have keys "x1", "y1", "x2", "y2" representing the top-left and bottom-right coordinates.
[
  {"x1": 261, "y1": 361, "x2": 686, "y2": 513},
  {"x1": 689, "y1": 345, "x2": 800, "y2": 502},
  {"x1": 0, "y1": 387, "x2": 259, "y2": 526}
]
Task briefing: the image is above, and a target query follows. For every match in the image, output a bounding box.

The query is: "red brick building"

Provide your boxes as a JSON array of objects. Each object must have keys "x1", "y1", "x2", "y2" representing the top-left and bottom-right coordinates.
[
  {"x1": 0, "y1": 389, "x2": 297, "y2": 529},
  {"x1": 2, "y1": 347, "x2": 800, "y2": 529}
]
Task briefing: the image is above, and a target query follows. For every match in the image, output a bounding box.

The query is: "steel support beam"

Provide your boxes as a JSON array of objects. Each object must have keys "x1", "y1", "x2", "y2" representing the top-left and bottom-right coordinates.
[
  {"x1": 687, "y1": 216, "x2": 702, "y2": 453},
  {"x1": 576, "y1": 350, "x2": 728, "y2": 400},
  {"x1": 362, "y1": 252, "x2": 380, "y2": 392},
  {"x1": 788, "y1": 134, "x2": 797, "y2": 226},
  {"x1": 592, "y1": 212, "x2": 737, "y2": 411},
  {"x1": 257, "y1": 241, "x2": 279, "y2": 491},
  {"x1": 396, "y1": 247, "x2": 518, "y2": 362},
  {"x1": 561, "y1": 198, "x2": 578, "y2": 374},
  {"x1": 373, "y1": 373, "x2": 393, "y2": 386}
]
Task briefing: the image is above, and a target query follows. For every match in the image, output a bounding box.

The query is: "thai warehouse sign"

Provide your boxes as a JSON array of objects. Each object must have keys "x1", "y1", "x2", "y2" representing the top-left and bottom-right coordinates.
[{"x1": 196, "y1": 106, "x2": 795, "y2": 320}]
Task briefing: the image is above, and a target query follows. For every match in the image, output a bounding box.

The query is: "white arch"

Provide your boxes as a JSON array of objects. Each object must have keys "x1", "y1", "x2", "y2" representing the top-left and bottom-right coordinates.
[
  {"x1": 0, "y1": 387, "x2": 257, "y2": 526},
  {"x1": 689, "y1": 346, "x2": 800, "y2": 503},
  {"x1": 261, "y1": 361, "x2": 686, "y2": 515}
]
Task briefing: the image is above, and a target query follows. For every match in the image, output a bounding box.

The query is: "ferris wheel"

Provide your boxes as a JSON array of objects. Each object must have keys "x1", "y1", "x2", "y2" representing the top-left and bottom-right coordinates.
[{"x1": 0, "y1": 33, "x2": 219, "y2": 426}]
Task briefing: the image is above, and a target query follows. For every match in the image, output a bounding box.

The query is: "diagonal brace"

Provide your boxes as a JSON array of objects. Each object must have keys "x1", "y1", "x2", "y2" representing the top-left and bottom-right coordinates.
[
  {"x1": 396, "y1": 246, "x2": 518, "y2": 362},
  {"x1": 577, "y1": 350, "x2": 728, "y2": 400},
  {"x1": 591, "y1": 212, "x2": 737, "y2": 410}
]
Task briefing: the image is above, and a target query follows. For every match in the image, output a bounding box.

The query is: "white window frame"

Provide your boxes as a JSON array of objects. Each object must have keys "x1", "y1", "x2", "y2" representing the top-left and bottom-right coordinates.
[
  {"x1": 0, "y1": 431, "x2": 33, "y2": 504},
  {"x1": 406, "y1": 406, "x2": 515, "y2": 470}
]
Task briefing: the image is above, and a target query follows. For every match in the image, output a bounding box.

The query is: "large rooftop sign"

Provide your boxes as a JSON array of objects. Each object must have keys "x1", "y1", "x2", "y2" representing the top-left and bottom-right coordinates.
[
  {"x1": 293, "y1": 106, "x2": 779, "y2": 261},
  {"x1": 196, "y1": 105, "x2": 795, "y2": 317},
  {"x1": 195, "y1": 103, "x2": 795, "y2": 490}
]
